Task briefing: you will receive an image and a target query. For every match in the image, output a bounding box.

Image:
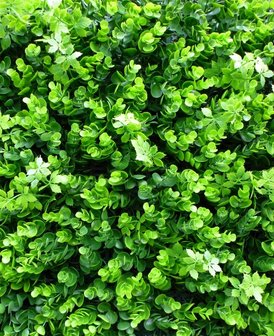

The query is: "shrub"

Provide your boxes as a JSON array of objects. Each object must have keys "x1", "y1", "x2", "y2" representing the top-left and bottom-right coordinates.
[{"x1": 0, "y1": 0, "x2": 273, "y2": 335}]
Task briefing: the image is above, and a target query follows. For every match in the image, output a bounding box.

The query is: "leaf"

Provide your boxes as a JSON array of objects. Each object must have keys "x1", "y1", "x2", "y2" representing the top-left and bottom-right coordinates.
[
  {"x1": 1, "y1": 35, "x2": 11, "y2": 51},
  {"x1": 151, "y1": 82, "x2": 162, "y2": 98},
  {"x1": 230, "y1": 53, "x2": 242, "y2": 68},
  {"x1": 189, "y1": 269, "x2": 198, "y2": 280},
  {"x1": 131, "y1": 136, "x2": 153, "y2": 166},
  {"x1": 255, "y1": 57, "x2": 268, "y2": 74},
  {"x1": 253, "y1": 289, "x2": 262, "y2": 303},
  {"x1": 47, "y1": 0, "x2": 62, "y2": 8},
  {"x1": 192, "y1": 66, "x2": 204, "y2": 79},
  {"x1": 52, "y1": 174, "x2": 69, "y2": 184},
  {"x1": 50, "y1": 184, "x2": 62, "y2": 193},
  {"x1": 186, "y1": 249, "x2": 196, "y2": 258}
]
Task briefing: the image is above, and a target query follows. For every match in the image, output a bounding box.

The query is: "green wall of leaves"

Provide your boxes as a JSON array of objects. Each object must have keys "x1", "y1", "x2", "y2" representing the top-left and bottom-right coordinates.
[{"x1": 0, "y1": 0, "x2": 273, "y2": 335}]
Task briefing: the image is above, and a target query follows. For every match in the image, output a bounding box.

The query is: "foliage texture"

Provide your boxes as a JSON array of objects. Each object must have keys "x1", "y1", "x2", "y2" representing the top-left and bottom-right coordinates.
[{"x1": 0, "y1": 0, "x2": 274, "y2": 335}]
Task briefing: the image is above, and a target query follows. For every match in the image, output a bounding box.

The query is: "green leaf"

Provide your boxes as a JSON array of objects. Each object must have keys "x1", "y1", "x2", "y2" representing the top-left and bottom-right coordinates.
[
  {"x1": 151, "y1": 82, "x2": 162, "y2": 98},
  {"x1": 192, "y1": 66, "x2": 204, "y2": 79},
  {"x1": 50, "y1": 184, "x2": 62, "y2": 193}
]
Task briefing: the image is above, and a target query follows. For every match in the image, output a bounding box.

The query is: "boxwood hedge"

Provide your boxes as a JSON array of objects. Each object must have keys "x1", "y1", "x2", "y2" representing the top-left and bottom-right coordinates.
[{"x1": 0, "y1": 0, "x2": 274, "y2": 335}]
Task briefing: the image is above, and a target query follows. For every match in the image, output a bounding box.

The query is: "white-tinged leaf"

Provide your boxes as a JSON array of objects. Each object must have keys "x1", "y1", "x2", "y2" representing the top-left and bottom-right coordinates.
[
  {"x1": 72, "y1": 51, "x2": 82, "y2": 59},
  {"x1": 263, "y1": 70, "x2": 274, "y2": 78},
  {"x1": 212, "y1": 264, "x2": 222, "y2": 273},
  {"x1": 208, "y1": 267, "x2": 216, "y2": 277},
  {"x1": 186, "y1": 249, "x2": 196, "y2": 258},
  {"x1": 201, "y1": 107, "x2": 212, "y2": 117},
  {"x1": 203, "y1": 250, "x2": 211, "y2": 260},
  {"x1": 53, "y1": 175, "x2": 69, "y2": 184},
  {"x1": 230, "y1": 53, "x2": 242, "y2": 68},
  {"x1": 31, "y1": 179, "x2": 39, "y2": 188},
  {"x1": 253, "y1": 289, "x2": 262, "y2": 303},
  {"x1": 113, "y1": 113, "x2": 141, "y2": 128},
  {"x1": 255, "y1": 57, "x2": 268, "y2": 74},
  {"x1": 260, "y1": 75, "x2": 265, "y2": 87},
  {"x1": 36, "y1": 156, "x2": 43, "y2": 167},
  {"x1": 131, "y1": 136, "x2": 153, "y2": 165},
  {"x1": 27, "y1": 169, "x2": 36, "y2": 176},
  {"x1": 189, "y1": 269, "x2": 198, "y2": 280},
  {"x1": 47, "y1": 0, "x2": 62, "y2": 8}
]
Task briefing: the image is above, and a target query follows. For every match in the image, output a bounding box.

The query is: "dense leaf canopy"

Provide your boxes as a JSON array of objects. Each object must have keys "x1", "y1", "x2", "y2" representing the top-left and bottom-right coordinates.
[{"x1": 0, "y1": 0, "x2": 273, "y2": 335}]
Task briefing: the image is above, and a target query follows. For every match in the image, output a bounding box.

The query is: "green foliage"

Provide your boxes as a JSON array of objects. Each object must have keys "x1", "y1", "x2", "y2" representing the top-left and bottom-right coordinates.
[{"x1": 0, "y1": 0, "x2": 273, "y2": 335}]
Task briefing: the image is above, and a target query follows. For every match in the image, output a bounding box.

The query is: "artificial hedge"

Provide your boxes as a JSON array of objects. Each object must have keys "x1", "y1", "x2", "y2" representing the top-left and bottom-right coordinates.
[{"x1": 0, "y1": 0, "x2": 274, "y2": 335}]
